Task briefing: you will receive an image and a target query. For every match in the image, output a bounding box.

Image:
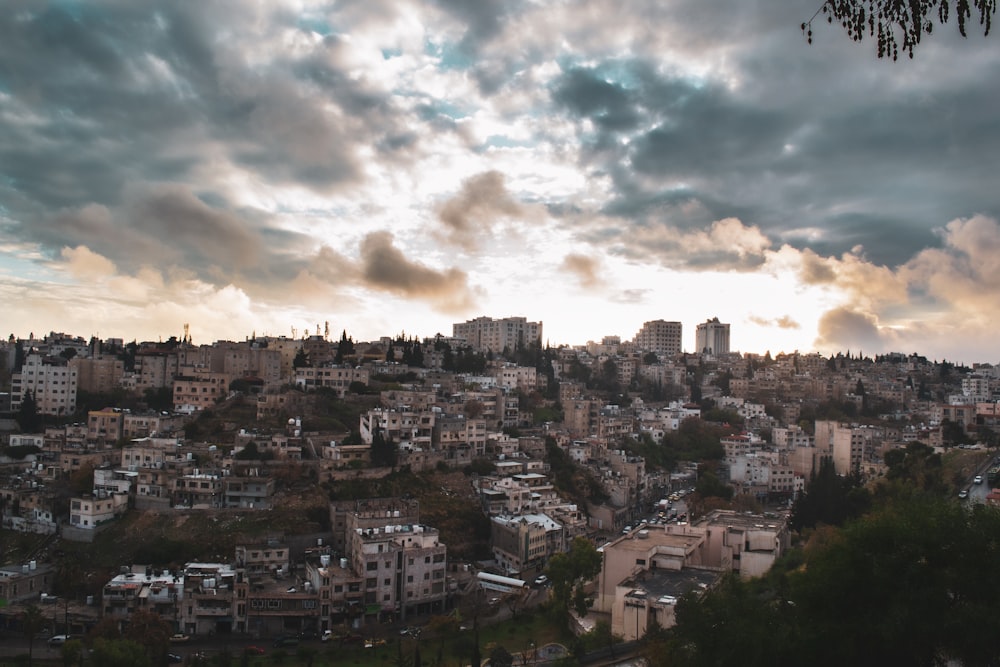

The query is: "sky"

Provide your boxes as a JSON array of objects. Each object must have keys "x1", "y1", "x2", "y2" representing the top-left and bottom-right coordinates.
[{"x1": 2, "y1": 0, "x2": 1000, "y2": 364}]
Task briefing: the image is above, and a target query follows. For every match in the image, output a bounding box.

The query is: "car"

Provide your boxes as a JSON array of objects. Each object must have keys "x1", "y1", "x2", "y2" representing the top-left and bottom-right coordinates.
[
  {"x1": 321, "y1": 630, "x2": 334, "y2": 642},
  {"x1": 47, "y1": 635, "x2": 71, "y2": 645},
  {"x1": 974, "y1": 475, "x2": 984, "y2": 484},
  {"x1": 959, "y1": 489, "x2": 969, "y2": 499},
  {"x1": 533, "y1": 575, "x2": 548, "y2": 586},
  {"x1": 168, "y1": 654, "x2": 183, "y2": 664},
  {"x1": 170, "y1": 633, "x2": 190, "y2": 644},
  {"x1": 245, "y1": 646, "x2": 266, "y2": 655}
]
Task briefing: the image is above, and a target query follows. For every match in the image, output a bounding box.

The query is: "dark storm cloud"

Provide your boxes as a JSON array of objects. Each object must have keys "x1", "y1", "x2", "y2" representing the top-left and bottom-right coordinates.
[
  {"x1": 38, "y1": 184, "x2": 313, "y2": 280},
  {"x1": 0, "y1": 1, "x2": 424, "y2": 221},
  {"x1": 547, "y1": 44, "x2": 1000, "y2": 270}
]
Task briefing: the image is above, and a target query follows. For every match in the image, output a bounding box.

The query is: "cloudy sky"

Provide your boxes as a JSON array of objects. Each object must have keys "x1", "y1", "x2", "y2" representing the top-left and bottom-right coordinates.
[{"x1": 2, "y1": 0, "x2": 1000, "y2": 363}]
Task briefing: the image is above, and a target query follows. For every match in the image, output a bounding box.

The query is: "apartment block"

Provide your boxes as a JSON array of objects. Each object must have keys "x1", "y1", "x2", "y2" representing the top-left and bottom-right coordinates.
[
  {"x1": 633, "y1": 320, "x2": 683, "y2": 357},
  {"x1": 11, "y1": 353, "x2": 78, "y2": 416},
  {"x1": 453, "y1": 316, "x2": 542, "y2": 354}
]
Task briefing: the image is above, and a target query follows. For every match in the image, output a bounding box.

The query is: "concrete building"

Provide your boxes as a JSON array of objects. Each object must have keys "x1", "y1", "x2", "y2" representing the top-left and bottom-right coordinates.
[
  {"x1": 179, "y1": 562, "x2": 237, "y2": 636},
  {"x1": 10, "y1": 353, "x2": 78, "y2": 416},
  {"x1": 348, "y1": 522, "x2": 447, "y2": 622},
  {"x1": 695, "y1": 317, "x2": 731, "y2": 355},
  {"x1": 70, "y1": 354, "x2": 125, "y2": 394},
  {"x1": 452, "y1": 316, "x2": 543, "y2": 354},
  {"x1": 172, "y1": 368, "x2": 231, "y2": 413},
  {"x1": 633, "y1": 320, "x2": 683, "y2": 357},
  {"x1": 102, "y1": 565, "x2": 183, "y2": 626}
]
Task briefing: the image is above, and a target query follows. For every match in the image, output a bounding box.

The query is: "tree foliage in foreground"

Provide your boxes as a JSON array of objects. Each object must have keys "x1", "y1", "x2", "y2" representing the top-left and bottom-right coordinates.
[
  {"x1": 789, "y1": 456, "x2": 870, "y2": 531},
  {"x1": 658, "y1": 496, "x2": 1000, "y2": 667},
  {"x1": 545, "y1": 537, "x2": 603, "y2": 625},
  {"x1": 804, "y1": 0, "x2": 996, "y2": 60}
]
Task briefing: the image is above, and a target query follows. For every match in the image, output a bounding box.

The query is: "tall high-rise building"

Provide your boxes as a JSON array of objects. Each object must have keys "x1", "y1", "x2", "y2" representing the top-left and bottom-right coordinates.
[
  {"x1": 633, "y1": 320, "x2": 683, "y2": 356},
  {"x1": 452, "y1": 316, "x2": 543, "y2": 353},
  {"x1": 695, "y1": 317, "x2": 731, "y2": 355}
]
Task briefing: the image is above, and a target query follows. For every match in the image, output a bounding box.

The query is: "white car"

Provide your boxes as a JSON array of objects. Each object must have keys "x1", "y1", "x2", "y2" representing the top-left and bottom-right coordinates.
[
  {"x1": 974, "y1": 475, "x2": 983, "y2": 484},
  {"x1": 48, "y1": 635, "x2": 71, "y2": 645}
]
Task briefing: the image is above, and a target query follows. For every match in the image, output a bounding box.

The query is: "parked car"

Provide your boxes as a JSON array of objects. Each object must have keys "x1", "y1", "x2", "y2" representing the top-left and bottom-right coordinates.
[
  {"x1": 533, "y1": 574, "x2": 548, "y2": 586},
  {"x1": 321, "y1": 630, "x2": 334, "y2": 642},
  {"x1": 959, "y1": 489, "x2": 969, "y2": 499},
  {"x1": 170, "y1": 633, "x2": 190, "y2": 644},
  {"x1": 47, "y1": 635, "x2": 71, "y2": 646}
]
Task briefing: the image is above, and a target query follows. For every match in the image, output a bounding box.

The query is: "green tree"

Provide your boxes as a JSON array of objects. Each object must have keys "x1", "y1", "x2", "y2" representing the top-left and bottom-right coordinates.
[
  {"x1": 370, "y1": 426, "x2": 397, "y2": 468},
  {"x1": 694, "y1": 469, "x2": 733, "y2": 501},
  {"x1": 123, "y1": 609, "x2": 171, "y2": 664},
  {"x1": 16, "y1": 389, "x2": 43, "y2": 432},
  {"x1": 89, "y1": 637, "x2": 152, "y2": 667},
  {"x1": 545, "y1": 537, "x2": 603, "y2": 625},
  {"x1": 789, "y1": 457, "x2": 870, "y2": 531}
]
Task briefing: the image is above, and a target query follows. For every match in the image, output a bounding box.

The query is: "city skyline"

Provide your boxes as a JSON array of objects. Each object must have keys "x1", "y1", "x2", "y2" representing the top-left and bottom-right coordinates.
[{"x1": 3, "y1": 2, "x2": 1000, "y2": 364}]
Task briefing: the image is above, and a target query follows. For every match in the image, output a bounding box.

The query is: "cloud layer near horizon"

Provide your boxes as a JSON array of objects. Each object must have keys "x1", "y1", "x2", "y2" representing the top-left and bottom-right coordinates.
[{"x1": 2, "y1": 0, "x2": 1000, "y2": 362}]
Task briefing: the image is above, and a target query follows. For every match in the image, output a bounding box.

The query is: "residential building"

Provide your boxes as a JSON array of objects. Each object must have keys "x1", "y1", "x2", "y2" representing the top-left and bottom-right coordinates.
[
  {"x1": 633, "y1": 320, "x2": 683, "y2": 357},
  {"x1": 172, "y1": 368, "x2": 231, "y2": 413},
  {"x1": 11, "y1": 353, "x2": 78, "y2": 416},
  {"x1": 452, "y1": 316, "x2": 542, "y2": 354}
]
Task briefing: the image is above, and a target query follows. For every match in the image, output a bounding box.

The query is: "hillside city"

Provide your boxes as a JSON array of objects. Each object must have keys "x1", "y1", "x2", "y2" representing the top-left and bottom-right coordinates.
[{"x1": 1, "y1": 315, "x2": 998, "y2": 666}]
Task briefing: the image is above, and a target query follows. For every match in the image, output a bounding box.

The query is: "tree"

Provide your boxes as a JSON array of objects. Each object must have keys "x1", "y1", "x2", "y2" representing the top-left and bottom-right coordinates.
[
  {"x1": 789, "y1": 456, "x2": 870, "y2": 531},
  {"x1": 21, "y1": 603, "x2": 47, "y2": 667},
  {"x1": 804, "y1": 0, "x2": 997, "y2": 60},
  {"x1": 88, "y1": 637, "x2": 152, "y2": 667},
  {"x1": 122, "y1": 609, "x2": 171, "y2": 663},
  {"x1": 545, "y1": 537, "x2": 603, "y2": 625},
  {"x1": 16, "y1": 389, "x2": 43, "y2": 432},
  {"x1": 370, "y1": 426, "x2": 397, "y2": 469},
  {"x1": 489, "y1": 645, "x2": 514, "y2": 667}
]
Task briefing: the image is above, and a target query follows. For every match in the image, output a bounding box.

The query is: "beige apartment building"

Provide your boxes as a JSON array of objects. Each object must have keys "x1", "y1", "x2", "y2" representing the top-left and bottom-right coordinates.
[
  {"x1": 172, "y1": 368, "x2": 231, "y2": 413},
  {"x1": 11, "y1": 353, "x2": 78, "y2": 416},
  {"x1": 70, "y1": 354, "x2": 124, "y2": 393},
  {"x1": 633, "y1": 320, "x2": 683, "y2": 357},
  {"x1": 453, "y1": 316, "x2": 542, "y2": 354}
]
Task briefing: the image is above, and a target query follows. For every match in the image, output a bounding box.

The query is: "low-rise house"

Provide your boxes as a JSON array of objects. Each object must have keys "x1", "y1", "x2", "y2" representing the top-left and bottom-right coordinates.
[
  {"x1": 69, "y1": 492, "x2": 129, "y2": 530},
  {"x1": 0, "y1": 561, "x2": 53, "y2": 604},
  {"x1": 102, "y1": 565, "x2": 183, "y2": 626}
]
